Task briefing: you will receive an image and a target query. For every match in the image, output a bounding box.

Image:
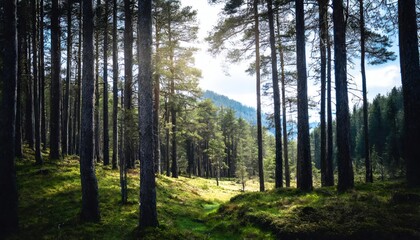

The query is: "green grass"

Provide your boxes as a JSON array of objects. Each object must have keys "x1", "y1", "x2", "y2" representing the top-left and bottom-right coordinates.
[
  {"x1": 7, "y1": 148, "x2": 420, "y2": 239},
  {"x1": 8, "y1": 148, "x2": 269, "y2": 239}
]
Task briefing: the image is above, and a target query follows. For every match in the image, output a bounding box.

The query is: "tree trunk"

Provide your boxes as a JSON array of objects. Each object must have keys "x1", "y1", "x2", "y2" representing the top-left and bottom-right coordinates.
[
  {"x1": 80, "y1": 0, "x2": 100, "y2": 222},
  {"x1": 112, "y1": 0, "x2": 118, "y2": 169},
  {"x1": 0, "y1": 0, "x2": 19, "y2": 236},
  {"x1": 50, "y1": 0, "x2": 61, "y2": 160},
  {"x1": 40, "y1": 0, "x2": 46, "y2": 150},
  {"x1": 333, "y1": 0, "x2": 354, "y2": 191},
  {"x1": 165, "y1": 98, "x2": 170, "y2": 176},
  {"x1": 32, "y1": 0, "x2": 42, "y2": 164},
  {"x1": 103, "y1": 0, "x2": 110, "y2": 166},
  {"x1": 253, "y1": 0, "x2": 264, "y2": 192},
  {"x1": 398, "y1": 0, "x2": 420, "y2": 187},
  {"x1": 153, "y1": 15, "x2": 161, "y2": 174},
  {"x1": 63, "y1": 0, "x2": 72, "y2": 156},
  {"x1": 296, "y1": 0, "x2": 312, "y2": 191},
  {"x1": 319, "y1": 0, "x2": 327, "y2": 186},
  {"x1": 94, "y1": 0, "x2": 101, "y2": 163},
  {"x1": 359, "y1": 0, "x2": 372, "y2": 183},
  {"x1": 74, "y1": 1, "x2": 82, "y2": 155},
  {"x1": 124, "y1": 0, "x2": 134, "y2": 169},
  {"x1": 138, "y1": 0, "x2": 158, "y2": 227},
  {"x1": 326, "y1": 26, "x2": 334, "y2": 186},
  {"x1": 267, "y1": 0, "x2": 283, "y2": 189}
]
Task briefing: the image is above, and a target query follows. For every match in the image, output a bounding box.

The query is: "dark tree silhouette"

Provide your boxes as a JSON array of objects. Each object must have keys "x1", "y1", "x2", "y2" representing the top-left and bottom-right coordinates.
[
  {"x1": 296, "y1": 0, "x2": 312, "y2": 191},
  {"x1": 112, "y1": 0, "x2": 118, "y2": 170},
  {"x1": 253, "y1": 0, "x2": 265, "y2": 192},
  {"x1": 80, "y1": 0, "x2": 100, "y2": 222},
  {"x1": 267, "y1": 0, "x2": 283, "y2": 189},
  {"x1": 103, "y1": 0, "x2": 110, "y2": 166},
  {"x1": 333, "y1": 0, "x2": 354, "y2": 191},
  {"x1": 0, "y1": 0, "x2": 19, "y2": 236},
  {"x1": 398, "y1": 0, "x2": 420, "y2": 187},
  {"x1": 50, "y1": 0, "x2": 61, "y2": 160}
]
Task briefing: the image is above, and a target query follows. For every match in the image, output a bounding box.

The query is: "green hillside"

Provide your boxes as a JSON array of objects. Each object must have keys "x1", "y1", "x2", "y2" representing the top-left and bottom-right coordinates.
[{"x1": 8, "y1": 148, "x2": 420, "y2": 239}]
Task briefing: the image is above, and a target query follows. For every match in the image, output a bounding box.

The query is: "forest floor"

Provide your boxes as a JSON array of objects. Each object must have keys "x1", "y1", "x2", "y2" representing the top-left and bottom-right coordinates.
[{"x1": 6, "y1": 148, "x2": 420, "y2": 240}]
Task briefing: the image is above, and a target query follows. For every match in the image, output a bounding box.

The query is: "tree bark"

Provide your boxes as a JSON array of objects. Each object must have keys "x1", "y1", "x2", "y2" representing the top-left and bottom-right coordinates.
[
  {"x1": 32, "y1": 0, "x2": 42, "y2": 164},
  {"x1": 80, "y1": 0, "x2": 100, "y2": 222},
  {"x1": 153, "y1": 12, "x2": 161, "y2": 174},
  {"x1": 50, "y1": 0, "x2": 62, "y2": 160},
  {"x1": 333, "y1": 0, "x2": 354, "y2": 191},
  {"x1": 112, "y1": 0, "x2": 118, "y2": 169},
  {"x1": 138, "y1": 0, "x2": 158, "y2": 227},
  {"x1": 296, "y1": 0, "x2": 313, "y2": 191},
  {"x1": 103, "y1": 0, "x2": 110, "y2": 166},
  {"x1": 40, "y1": 0, "x2": 46, "y2": 150},
  {"x1": 319, "y1": 0, "x2": 327, "y2": 186},
  {"x1": 359, "y1": 0, "x2": 372, "y2": 183},
  {"x1": 94, "y1": 0, "x2": 101, "y2": 163},
  {"x1": 0, "y1": 0, "x2": 19, "y2": 235},
  {"x1": 398, "y1": 0, "x2": 420, "y2": 187},
  {"x1": 326, "y1": 26, "x2": 334, "y2": 186},
  {"x1": 63, "y1": 0, "x2": 72, "y2": 156},
  {"x1": 124, "y1": 0, "x2": 134, "y2": 169},
  {"x1": 267, "y1": 0, "x2": 283, "y2": 189},
  {"x1": 253, "y1": 0, "x2": 265, "y2": 192}
]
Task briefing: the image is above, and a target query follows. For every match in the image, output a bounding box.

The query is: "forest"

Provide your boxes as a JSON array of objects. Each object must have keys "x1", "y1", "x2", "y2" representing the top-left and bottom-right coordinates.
[{"x1": 1, "y1": 0, "x2": 420, "y2": 239}]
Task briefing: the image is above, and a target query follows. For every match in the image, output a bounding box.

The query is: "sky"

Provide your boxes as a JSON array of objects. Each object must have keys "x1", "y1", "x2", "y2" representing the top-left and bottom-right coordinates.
[{"x1": 179, "y1": 0, "x2": 402, "y2": 118}]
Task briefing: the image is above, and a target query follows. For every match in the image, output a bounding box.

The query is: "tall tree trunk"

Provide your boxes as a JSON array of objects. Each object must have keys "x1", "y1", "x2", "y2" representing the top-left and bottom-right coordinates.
[
  {"x1": 63, "y1": 0, "x2": 72, "y2": 156},
  {"x1": 398, "y1": 0, "x2": 420, "y2": 187},
  {"x1": 138, "y1": 0, "x2": 158, "y2": 227},
  {"x1": 103, "y1": 0, "x2": 110, "y2": 166},
  {"x1": 333, "y1": 0, "x2": 354, "y2": 191},
  {"x1": 319, "y1": 0, "x2": 327, "y2": 186},
  {"x1": 25, "y1": 32, "x2": 34, "y2": 149},
  {"x1": 267, "y1": 0, "x2": 283, "y2": 189},
  {"x1": 296, "y1": 0, "x2": 312, "y2": 191},
  {"x1": 275, "y1": 9, "x2": 290, "y2": 188},
  {"x1": 167, "y1": 10, "x2": 178, "y2": 178},
  {"x1": 94, "y1": 0, "x2": 101, "y2": 163},
  {"x1": 253, "y1": 0, "x2": 264, "y2": 192},
  {"x1": 80, "y1": 0, "x2": 100, "y2": 222},
  {"x1": 0, "y1": 0, "x2": 19, "y2": 235},
  {"x1": 165, "y1": 98, "x2": 170, "y2": 176},
  {"x1": 153, "y1": 14, "x2": 161, "y2": 174},
  {"x1": 112, "y1": 0, "x2": 118, "y2": 169},
  {"x1": 40, "y1": 0, "x2": 46, "y2": 150},
  {"x1": 32, "y1": 0, "x2": 42, "y2": 164},
  {"x1": 50, "y1": 0, "x2": 61, "y2": 160},
  {"x1": 326, "y1": 26, "x2": 334, "y2": 186},
  {"x1": 16, "y1": 4, "x2": 24, "y2": 159},
  {"x1": 124, "y1": 0, "x2": 134, "y2": 169},
  {"x1": 359, "y1": 0, "x2": 372, "y2": 183},
  {"x1": 75, "y1": 1, "x2": 82, "y2": 155}
]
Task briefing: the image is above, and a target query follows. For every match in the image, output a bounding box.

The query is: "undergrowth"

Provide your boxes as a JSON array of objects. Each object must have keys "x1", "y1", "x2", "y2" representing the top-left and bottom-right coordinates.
[{"x1": 7, "y1": 147, "x2": 420, "y2": 239}]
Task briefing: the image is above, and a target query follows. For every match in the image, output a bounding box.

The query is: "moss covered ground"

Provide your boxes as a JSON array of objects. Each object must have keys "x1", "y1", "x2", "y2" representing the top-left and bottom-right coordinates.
[{"x1": 6, "y1": 148, "x2": 420, "y2": 239}]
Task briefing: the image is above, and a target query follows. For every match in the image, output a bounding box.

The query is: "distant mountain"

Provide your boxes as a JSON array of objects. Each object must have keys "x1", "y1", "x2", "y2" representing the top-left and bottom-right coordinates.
[
  {"x1": 202, "y1": 90, "x2": 271, "y2": 128},
  {"x1": 202, "y1": 90, "x2": 318, "y2": 139}
]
